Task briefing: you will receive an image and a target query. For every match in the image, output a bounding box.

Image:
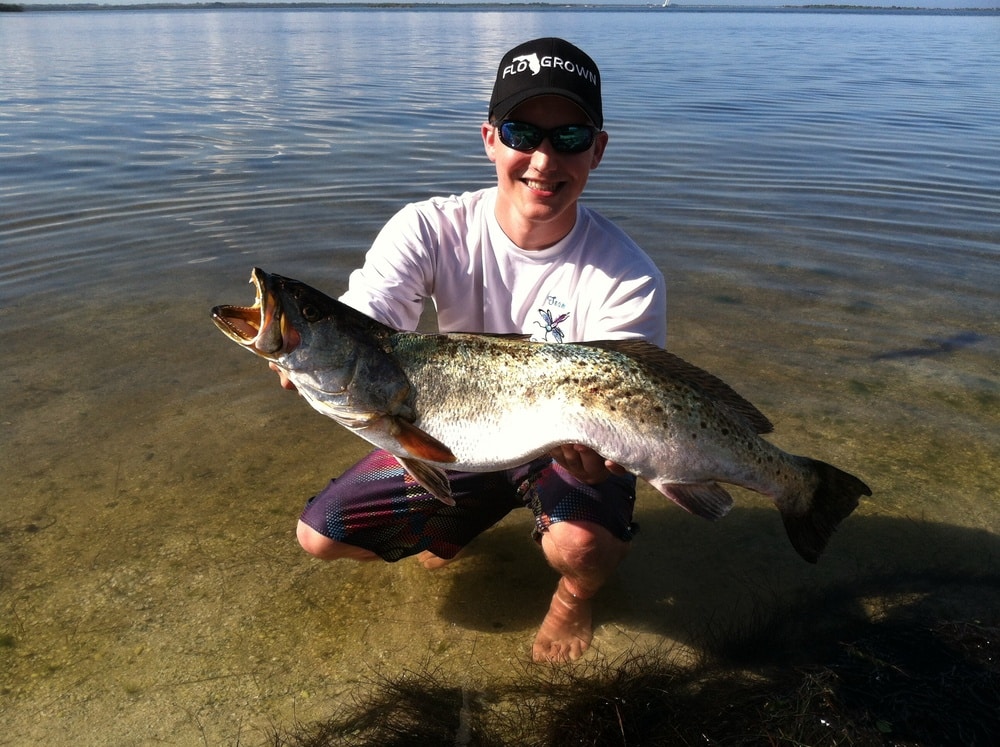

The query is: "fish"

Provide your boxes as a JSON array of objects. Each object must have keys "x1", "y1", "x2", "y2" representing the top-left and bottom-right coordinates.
[{"x1": 212, "y1": 268, "x2": 871, "y2": 563}]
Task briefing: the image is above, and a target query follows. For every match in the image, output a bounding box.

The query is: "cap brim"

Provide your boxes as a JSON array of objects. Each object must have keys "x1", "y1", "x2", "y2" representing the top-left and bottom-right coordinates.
[{"x1": 491, "y1": 89, "x2": 602, "y2": 128}]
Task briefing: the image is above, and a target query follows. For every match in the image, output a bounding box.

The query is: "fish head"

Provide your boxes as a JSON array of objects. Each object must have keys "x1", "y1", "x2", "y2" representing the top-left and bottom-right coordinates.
[
  {"x1": 211, "y1": 267, "x2": 316, "y2": 362},
  {"x1": 212, "y1": 268, "x2": 413, "y2": 426}
]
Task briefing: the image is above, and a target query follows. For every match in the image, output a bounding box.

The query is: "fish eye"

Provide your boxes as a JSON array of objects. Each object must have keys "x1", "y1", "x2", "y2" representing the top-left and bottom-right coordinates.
[{"x1": 301, "y1": 304, "x2": 321, "y2": 322}]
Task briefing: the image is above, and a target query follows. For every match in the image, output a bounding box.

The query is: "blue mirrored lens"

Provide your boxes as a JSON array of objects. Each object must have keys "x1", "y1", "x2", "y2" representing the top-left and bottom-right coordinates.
[{"x1": 498, "y1": 121, "x2": 597, "y2": 154}]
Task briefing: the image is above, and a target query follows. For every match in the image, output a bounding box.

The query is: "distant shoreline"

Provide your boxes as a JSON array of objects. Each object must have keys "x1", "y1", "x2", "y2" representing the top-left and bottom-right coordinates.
[{"x1": 5, "y1": 2, "x2": 998, "y2": 12}]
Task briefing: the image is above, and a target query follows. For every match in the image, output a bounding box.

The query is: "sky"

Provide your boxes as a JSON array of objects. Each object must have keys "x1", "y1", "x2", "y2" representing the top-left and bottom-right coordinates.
[
  {"x1": 22, "y1": 0, "x2": 1000, "y2": 7},
  {"x1": 20, "y1": 0, "x2": 1000, "y2": 8}
]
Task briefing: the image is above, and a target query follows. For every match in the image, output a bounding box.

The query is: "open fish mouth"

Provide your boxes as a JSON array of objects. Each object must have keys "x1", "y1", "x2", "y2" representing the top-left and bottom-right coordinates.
[
  {"x1": 212, "y1": 302, "x2": 263, "y2": 342},
  {"x1": 211, "y1": 267, "x2": 295, "y2": 356}
]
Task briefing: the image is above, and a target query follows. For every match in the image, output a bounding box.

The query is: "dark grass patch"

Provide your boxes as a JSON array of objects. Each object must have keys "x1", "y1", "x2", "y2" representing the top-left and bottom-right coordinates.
[{"x1": 268, "y1": 576, "x2": 1000, "y2": 747}]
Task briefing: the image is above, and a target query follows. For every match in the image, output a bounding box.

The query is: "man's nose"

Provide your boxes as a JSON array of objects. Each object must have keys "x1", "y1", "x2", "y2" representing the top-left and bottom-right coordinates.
[{"x1": 530, "y1": 139, "x2": 558, "y2": 168}]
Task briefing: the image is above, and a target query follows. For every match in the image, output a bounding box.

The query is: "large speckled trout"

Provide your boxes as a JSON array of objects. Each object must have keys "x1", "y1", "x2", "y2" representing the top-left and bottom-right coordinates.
[{"x1": 212, "y1": 268, "x2": 870, "y2": 562}]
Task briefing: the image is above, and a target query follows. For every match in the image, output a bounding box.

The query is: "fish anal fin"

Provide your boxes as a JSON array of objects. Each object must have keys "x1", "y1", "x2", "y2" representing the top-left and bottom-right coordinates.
[
  {"x1": 397, "y1": 457, "x2": 455, "y2": 507},
  {"x1": 390, "y1": 418, "x2": 457, "y2": 464},
  {"x1": 651, "y1": 479, "x2": 734, "y2": 521}
]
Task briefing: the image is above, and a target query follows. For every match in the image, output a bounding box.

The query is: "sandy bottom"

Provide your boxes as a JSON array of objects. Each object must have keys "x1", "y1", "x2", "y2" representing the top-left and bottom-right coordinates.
[{"x1": 2, "y1": 269, "x2": 997, "y2": 745}]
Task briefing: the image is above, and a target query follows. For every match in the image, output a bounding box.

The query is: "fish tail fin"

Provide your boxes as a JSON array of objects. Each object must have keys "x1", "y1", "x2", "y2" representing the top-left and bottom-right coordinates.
[{"x1": 780, "y1": 459, "x2": 871, "y2": 563}]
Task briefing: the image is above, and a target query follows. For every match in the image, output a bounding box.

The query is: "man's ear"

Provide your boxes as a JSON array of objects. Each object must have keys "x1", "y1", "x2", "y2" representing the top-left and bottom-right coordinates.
[
  {"x1": 482, "y1": 122, "x2": 499, "y2": 163},
  {"x1": 590, "y1": 130, "x2": 609, "y2": 170}
]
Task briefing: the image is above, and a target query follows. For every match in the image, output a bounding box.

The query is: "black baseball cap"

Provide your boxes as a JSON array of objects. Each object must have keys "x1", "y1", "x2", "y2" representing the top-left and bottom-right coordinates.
[{"x1": 488, "y1": 38, "x2": 603, "y2": 129}]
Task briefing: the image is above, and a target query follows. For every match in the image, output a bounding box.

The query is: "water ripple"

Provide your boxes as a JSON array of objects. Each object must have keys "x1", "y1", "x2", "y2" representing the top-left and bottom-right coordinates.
[{"x1": 1, "y1": 8, "x2": 997, "y2": 309}]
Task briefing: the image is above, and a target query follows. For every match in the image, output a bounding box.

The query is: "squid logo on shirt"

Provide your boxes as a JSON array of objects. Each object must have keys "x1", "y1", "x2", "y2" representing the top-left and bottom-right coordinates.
[{"x1": 535, "y1": 308, "x2": 569, "y2": 343}]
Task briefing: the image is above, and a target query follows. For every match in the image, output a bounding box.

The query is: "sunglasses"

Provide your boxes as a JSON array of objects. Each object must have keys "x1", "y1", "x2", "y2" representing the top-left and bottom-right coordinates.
[{"x1": 496, "y1": 120, "x2": 600, "y2": 155}]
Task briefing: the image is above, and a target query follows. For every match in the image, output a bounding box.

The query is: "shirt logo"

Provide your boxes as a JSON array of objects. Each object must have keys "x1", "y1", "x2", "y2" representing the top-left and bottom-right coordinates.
[{"x1": 535, "y1": 308, "x2": 570, "y2": 344}]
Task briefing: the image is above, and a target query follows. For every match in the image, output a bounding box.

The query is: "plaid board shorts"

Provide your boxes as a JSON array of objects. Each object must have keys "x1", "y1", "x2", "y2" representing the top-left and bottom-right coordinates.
[{"x1": 299, "y1": 449, "x2": 638, "y2": 562}]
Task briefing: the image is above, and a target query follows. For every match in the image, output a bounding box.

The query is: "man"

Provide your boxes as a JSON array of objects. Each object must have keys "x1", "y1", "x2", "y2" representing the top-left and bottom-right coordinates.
[{"x1": 276, "y1": 38, "x2": 666, "y2": 662}]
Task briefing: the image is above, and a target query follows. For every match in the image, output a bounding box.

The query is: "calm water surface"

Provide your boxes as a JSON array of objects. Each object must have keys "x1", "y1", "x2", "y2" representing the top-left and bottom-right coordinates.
[{"x1": 1, "y1": 8, "x2": 998, "y2": 744}]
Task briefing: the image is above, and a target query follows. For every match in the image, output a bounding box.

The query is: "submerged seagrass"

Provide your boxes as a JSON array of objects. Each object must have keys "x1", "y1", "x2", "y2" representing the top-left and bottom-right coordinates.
[{"x1": 212, "y1": 268, "x2": 871, "y2": 562}]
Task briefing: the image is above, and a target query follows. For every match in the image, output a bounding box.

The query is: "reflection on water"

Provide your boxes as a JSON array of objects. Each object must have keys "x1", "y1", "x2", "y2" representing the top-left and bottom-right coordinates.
[{"x1": 1, "y1": 7, "x2": 998, "y2": 745}]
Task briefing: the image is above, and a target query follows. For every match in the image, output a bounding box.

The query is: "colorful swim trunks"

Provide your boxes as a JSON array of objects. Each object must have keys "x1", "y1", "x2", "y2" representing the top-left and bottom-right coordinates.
[{"x1": 298, "y1": 449, "x2": 637, "y2": 562}]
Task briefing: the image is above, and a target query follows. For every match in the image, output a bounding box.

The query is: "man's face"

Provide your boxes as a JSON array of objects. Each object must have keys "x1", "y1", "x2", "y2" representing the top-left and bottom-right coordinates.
[{"x1": 483, "y1": 95, "x2": 608, "y2": 250}]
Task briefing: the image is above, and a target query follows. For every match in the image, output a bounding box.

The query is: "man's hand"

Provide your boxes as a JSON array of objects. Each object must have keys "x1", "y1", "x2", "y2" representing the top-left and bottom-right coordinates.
[
  {"x1": 550, "y1": 444, "x2": 627, "y2": 485},
  {"x1": 269, "y1": 362, "x2": 297, "y2": 391}
]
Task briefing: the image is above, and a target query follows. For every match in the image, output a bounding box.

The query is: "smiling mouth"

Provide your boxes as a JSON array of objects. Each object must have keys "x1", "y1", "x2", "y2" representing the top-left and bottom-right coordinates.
[{"x1": 523, "y1": 178, "x2": 563, "y2": 193}]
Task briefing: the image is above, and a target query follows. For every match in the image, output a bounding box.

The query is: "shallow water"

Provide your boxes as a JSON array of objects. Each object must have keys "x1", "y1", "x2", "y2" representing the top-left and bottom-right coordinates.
[{"x1": 1, "y1": 7, "x2": 998, "y2": 744}]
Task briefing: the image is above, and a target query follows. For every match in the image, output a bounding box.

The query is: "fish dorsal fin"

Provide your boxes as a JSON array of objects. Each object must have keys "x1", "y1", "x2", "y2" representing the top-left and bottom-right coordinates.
[
  {"x1": 580, "y1": 340, "x2": 774, "y2": 435},
  {"x1": 480, "y1": 332, "x2": 533, "y2": 341},
  {"x1": 433, "y1": 331, "x2": 533, "y2": 341}
]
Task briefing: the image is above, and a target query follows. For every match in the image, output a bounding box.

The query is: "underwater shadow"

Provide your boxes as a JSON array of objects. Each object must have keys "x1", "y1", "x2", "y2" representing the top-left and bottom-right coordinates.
[
  {"x1": 267, "y1": 488, "x2": 1000, "y2": 747},
  {"x1": 436, "y1": 505, "x2": 1000, "y2": 649},
  {"x1": 269, "y1": 571, "x2": 1000, "y2": 747}
]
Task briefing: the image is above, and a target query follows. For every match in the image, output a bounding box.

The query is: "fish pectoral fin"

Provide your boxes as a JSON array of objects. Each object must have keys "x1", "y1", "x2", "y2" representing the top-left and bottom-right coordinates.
[
  {"x1": 389, "y1": 418, "x2": 457, "y2": 464},
  {"x1": 397, "y1": 457, "x2": 456, "y2": 507},
  {"x1": 652, "y1": 480, "x2": 734, "y2": 521}
]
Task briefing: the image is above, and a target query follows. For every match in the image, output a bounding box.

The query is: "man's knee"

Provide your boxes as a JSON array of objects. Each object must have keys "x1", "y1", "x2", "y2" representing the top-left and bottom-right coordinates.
[
  {"x1": 296, "y1": 520, "x2": 381, "y2": 561},
  {"x1": 543, "y1": 520, "x2": 629, "y2": 573},
  {"x1": 297, "y1": 520, "x2": 333, "y2": 558}
]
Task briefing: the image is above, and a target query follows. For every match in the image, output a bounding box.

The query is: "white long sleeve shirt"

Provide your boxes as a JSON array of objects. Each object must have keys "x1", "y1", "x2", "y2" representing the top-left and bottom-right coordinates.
[{"x1": 340, "y1": 187, "x2": 666, "y2": 347}]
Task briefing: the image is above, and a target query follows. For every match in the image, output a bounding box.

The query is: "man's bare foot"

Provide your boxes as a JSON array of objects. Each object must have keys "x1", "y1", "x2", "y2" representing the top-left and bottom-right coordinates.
[
  {"x1": 416, "y1": 549, "x2": 463, "y2": 570},
  {"x1": 531, "y1": 577, "x2": 593, "y2": 663}
]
